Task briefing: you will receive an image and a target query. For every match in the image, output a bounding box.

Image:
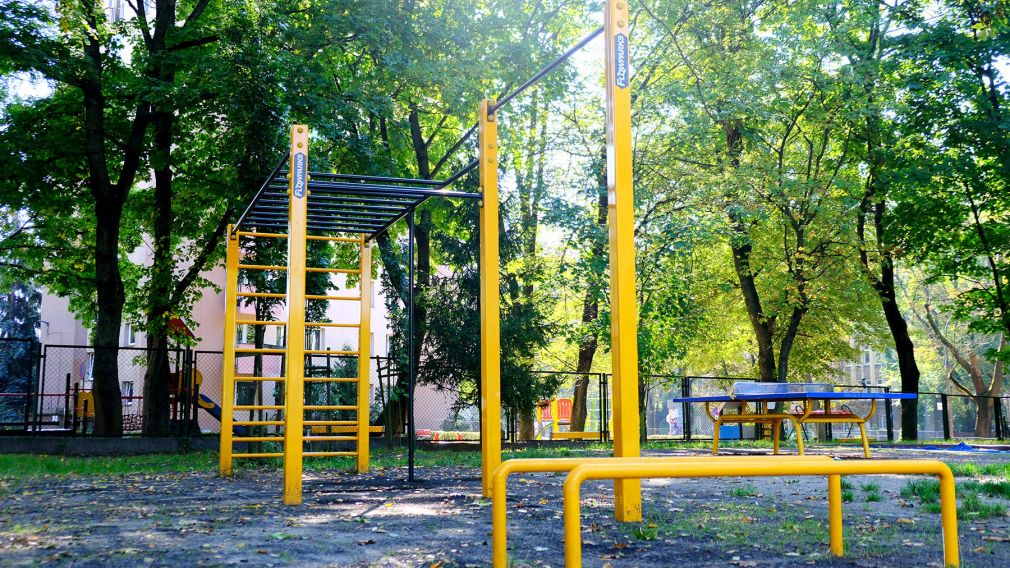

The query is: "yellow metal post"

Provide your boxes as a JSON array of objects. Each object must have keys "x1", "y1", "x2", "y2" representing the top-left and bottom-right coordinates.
[
  {"x1": 604, "y1": 0, "x2": 641, "y2": 521},
  {"x1": 219, "y1": 226, "x2": 240, "y2": 476},
  {"x1": 478, "y1": 99, "x2": 502, "y2": 498},
  {"x1": 283, "y1": 125, "x2": 309, "y2": 505},
  {"x1": 356, "y1": 239, "x2": 372, "y2": 473},
  {"x1": 828, "y1": 474, "x2": 843, "y2": 556}
]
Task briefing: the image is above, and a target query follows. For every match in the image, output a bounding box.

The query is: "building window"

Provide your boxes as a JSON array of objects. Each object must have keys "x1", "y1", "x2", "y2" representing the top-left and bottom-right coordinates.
[
  {"x1": 107, "y1": 0, "x2": 127, "y2": 22},
  {"x1": 121, "y1": 381, "x2": 134, "y2": 406},
  {"x1": 124, "y1": 324, "x2": 137, "y2": 346},
  {"x1": 275, "y1": 325, "x2": 286, "y2": 347},
  {"x1": 83, "y1": 352, "x2": 95, "y2": 388}
]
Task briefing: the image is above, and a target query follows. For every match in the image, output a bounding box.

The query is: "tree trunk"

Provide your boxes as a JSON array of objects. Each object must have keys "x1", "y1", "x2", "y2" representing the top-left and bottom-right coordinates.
[
  {"x1": 730, "y1": 238, "x2": 777, "y2": 382},
  {"x1": 571, "y1": 165, "x2": 608, "y2": 432},
  {"x1": 974, "y1": 396, "x2": 993, "y2": 438},
  {"x1": 519, "y1": 409, "x2": 535, "y2": 440},
  {"x1": 142, "y1": 109, "x2": 175, "y2": 437},
  {"x1": 721, "y1": 120, "x2": 777, "y2": 382},
  {"x1": 852, "y1": 3, "x2": 920, "y2": 439},
  {"x1": 882, "y1": 289, "x2": 920, "y2": 440},
  {"x1": 91, "y1": 199, "x2": 125, "y2": 436}
]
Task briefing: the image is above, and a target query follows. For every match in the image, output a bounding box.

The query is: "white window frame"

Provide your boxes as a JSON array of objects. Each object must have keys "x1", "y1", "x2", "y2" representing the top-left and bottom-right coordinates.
[{"x1": 121, "y1": 380, "x2": 134, "y2": 406}]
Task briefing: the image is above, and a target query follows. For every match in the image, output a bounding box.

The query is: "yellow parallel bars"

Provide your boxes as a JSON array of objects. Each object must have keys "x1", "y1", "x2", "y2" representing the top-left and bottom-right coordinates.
[
  {"x1": 490, "y1": 455, "x2": 833, "y2": 567},
  {"x1": 561, "y1": 459, "x2": 959, "y2": 568},
  {"x1": 604, "y1": 0, "x2": 641, "y2": 521},
  {"x1": 283, "y1": 124, "x2": 310, "y2": 505},
  {"x1": 478, "y1": 99, "x2": 502, "y2": 498},
  {"x1": 357, "y1": 239, "x2": 372, "y2": 473},
  {"x1": 219, "y1": 226, "x2": 240, "y2": 476}
]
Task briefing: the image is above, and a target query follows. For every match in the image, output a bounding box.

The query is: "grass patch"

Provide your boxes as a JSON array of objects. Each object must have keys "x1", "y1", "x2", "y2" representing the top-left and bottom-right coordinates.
[
  {"x1": 958, "y1": 493, "x2": 1006, "y2": 520},
  {"x1": 0, "y1": 452, "x2": 217, "y2": 479},
  {"x1": 840, "y1": 478, "x2": 853, "y2": 491},
  {"x1": 842, "y1": 490, "x2": 854, "y2": 503},
  {"x1": 729, "y1": 484, "x2": 758, "y2": 498},
  {"x1": 900, "y1": 479, "x2": 940, "y2": 505},
  {"x1": 860, "y1": 482, "x2": 882, "y2": 502},
  {"x1": 948, "y1": 462, "x2": 1010, "y2": 480},
  {"x1": 960, "y1": 479, "x2": 1010, "y2": 499}
]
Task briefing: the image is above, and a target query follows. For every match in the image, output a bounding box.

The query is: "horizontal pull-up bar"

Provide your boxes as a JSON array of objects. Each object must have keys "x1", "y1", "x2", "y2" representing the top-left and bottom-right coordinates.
[
  {"x1": 286, "y1": 180, "x2": 481, "y2": 200},
  {"x1": 279, "y1": 171, "x2": 445, "y2": 186},
  {"x1": 488, "y1": 26, "x2": 604, "y2": 115}
]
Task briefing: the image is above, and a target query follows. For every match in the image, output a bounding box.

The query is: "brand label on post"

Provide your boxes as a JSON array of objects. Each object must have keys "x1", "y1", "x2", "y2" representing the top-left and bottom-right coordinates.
[
  {"x1": 614, "y1": 33, "x2": 629, "y2": 89},
  {"x1": 292, "y1": 152, "x2": 307, "y2": 199}
]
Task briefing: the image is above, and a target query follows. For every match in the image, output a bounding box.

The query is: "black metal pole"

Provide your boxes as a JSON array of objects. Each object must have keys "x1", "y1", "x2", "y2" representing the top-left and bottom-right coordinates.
[
  {"x1": 488, "y1": 26, "x2": 605, "y2": 114},
  {"x1": 992, "y1": 396, "x2": 1004, "y2": 440},
  {"x1": 407, "y1": 209, "x2": 416, "y2": 482},
  {"x1": 683, "y1": 377, "x2": 692, "y2": 442},
  {"x1": 63, "y1": 372, "x2": 71, "y2": 429},
  {"x1": 941, "y1": 394, "x2": 951, "y2": 440},
  {"x1": 884, "y1": 386, "x2": 894, "y2": 442},
  {"x1": 33, "y1": 344, "x2": 47, "y2": 434}
]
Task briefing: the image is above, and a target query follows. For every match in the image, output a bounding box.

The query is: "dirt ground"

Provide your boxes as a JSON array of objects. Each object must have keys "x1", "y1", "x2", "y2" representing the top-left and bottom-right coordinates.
[{"x1": 1, "y1": 447, "x2": 1008, "y2": 567}]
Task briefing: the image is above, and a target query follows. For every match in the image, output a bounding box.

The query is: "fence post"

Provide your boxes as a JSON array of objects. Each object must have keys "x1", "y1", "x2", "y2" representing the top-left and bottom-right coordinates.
[
  {"x1": 601, "y1": 373, "x2": 610, "y2": 443},
  {"x1": 884, "y1": 386, "x2": 894, "y2": 442},
  {"x1": 682, "y1": 377, "x2": 692, "y2": 442},
  {"x1": 993, "y1": 397, "x2": 1005, "y2": 441},
  {"x1": 940, "y1": 394, "x2": 950, "y2": 440},
  {"x1": 71, "y1": 384, "x2": 79, "y2": 436},
  {"x1": 32, "y1": 341, "x2": 45, "y2": 434},
  {"x1": 62, "y1": 373, "x2": 71, "y2": 429}
]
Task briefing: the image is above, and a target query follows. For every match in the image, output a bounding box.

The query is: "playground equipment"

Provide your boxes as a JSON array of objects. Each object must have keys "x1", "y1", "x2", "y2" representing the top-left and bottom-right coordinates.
[
  {"x1": 559, "y1": 458, "x2": 959, "y2": 568},
  {"x1": 220, "y1": 0, "x2": 641, "y2": 511},
  {"x1": 673, "y1": 382, "x2": 918, "y2": 458},
  {"x1": 490, "y1": 455, "x2": 834, "y2": 566},
  {"x1": 535, "y1": 398, "x2": 603, "y2": 440}
]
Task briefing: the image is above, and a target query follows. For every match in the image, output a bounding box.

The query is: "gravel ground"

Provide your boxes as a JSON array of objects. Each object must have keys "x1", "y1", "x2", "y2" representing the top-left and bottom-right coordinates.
[{"x1": 0, "y1": 447, "x2": 1008, "y2": 567}]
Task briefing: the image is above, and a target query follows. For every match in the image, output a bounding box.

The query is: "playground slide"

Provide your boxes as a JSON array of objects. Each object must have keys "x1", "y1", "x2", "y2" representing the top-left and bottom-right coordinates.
[{"x1": 198, "y1": 394, "x2": 248, "y2": 436}]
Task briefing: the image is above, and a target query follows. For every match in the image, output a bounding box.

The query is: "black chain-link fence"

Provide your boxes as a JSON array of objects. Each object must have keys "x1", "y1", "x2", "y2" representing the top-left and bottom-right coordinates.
[
  {"x1": 0, "y1": 337, "x2": 41, "y2": 432},
  {"x1": 3, "y1": 337, "x2": 1009, "y2": 443}
]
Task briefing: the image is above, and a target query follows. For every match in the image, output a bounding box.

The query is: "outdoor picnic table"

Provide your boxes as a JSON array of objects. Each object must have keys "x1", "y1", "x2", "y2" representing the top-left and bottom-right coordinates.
[{"x1": 672, "y1": 386, "x2": 917, "y2": 458}]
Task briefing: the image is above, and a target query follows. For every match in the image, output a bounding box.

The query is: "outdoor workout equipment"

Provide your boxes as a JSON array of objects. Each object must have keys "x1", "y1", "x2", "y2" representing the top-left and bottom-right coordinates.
[
  {"x1": 219, "y1": 0, "x2": 642, "y2": 511},
  {"x1": 559, "y1": 458, "x2": 959, "y2": 568},
  {"x1": 673, "y1": 382, "x2": 918, "y2": 458},
  {"x1": 490, "y1": 455, "x2": 834, "y2": 567}
]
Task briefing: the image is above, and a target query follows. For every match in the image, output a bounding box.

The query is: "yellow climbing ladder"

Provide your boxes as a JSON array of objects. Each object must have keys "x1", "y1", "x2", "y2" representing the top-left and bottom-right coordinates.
[{"x1": 219, "y1": 126, "x2": 372, "y2": 505}]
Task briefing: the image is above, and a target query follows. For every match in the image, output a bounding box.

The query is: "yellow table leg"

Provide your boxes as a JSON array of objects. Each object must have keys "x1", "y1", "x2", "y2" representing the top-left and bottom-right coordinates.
[
  {"x1": 712, "y1": 416, "x2": 723, "y2": 455},
  {"x1": 772, "y1": 418, "x2": 781, "y2": 455},
  {"x1": 857, "y1": 421, "x2": 871, "y2": 459}
]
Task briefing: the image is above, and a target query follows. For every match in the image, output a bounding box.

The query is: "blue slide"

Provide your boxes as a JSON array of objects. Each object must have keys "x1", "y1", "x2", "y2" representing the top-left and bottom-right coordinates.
[{"x1": 198, "y1": 394, "x2": 248, "y2": 436}]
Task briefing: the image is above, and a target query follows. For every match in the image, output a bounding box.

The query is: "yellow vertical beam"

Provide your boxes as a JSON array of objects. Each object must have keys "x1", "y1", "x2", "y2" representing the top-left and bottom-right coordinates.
[
  {"x1": 356, "y1": 238, "x2": 372, "y2": 473},
  {"x1": 604, "y1": 0, "x2": 642, "y2": 522},
  {"x1": 283, "y1": 124, "x2": 309, "y2": 505},
  {"x1": 219, "y1": 225, "x2": 240, "y2": 476},
  {"x1": 478, "y1": 99, "x2": 502, "y2": 498}
]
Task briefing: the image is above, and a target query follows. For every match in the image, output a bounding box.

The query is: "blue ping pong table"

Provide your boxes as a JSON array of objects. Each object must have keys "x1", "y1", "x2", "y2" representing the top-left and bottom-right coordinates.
[{"x1": 672, "y1": 390, "x2": 917, "y2": 458}]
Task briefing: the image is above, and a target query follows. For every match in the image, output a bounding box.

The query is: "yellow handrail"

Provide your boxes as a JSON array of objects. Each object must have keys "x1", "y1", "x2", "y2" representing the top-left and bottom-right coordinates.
[
  {"x1": 560, "y1": 459, "x2": 959, "y2": 568},
  {"x1": 490, "y1": 455, "x2": 832, "y2": 567}
]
